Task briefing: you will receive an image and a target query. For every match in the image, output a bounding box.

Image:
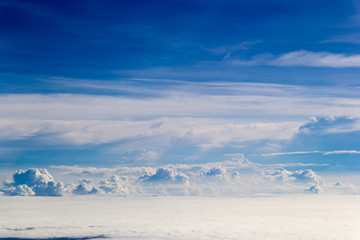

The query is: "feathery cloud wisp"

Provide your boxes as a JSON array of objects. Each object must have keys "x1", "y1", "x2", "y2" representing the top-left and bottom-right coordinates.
[{"x1": 233, "y1": 50, "x2": 360, "y2": 68}]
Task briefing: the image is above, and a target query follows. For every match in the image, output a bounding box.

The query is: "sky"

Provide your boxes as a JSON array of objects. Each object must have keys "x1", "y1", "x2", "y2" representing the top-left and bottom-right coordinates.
[{"x1": 1, "y1": 0, "x2": 360, "y2": 196}]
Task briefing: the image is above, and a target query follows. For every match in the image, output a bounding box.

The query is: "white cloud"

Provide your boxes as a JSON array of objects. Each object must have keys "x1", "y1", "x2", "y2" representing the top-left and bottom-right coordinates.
[
  {"x1": 202, "y1": 166, "x2": 227, "y2": 177},
  {"x1": 271, "y1": 51, "x2": 360, "y2": 68},
  {"x1": 262, "y1": 169, "x2": 322, "y2": 185},
  {"x1": 1, "y1": 82, "x2": 360, "y2": 154},
  {"x1": 2, "y1": 184, "x2": 35, "y2": 196},
  {"x1": 72, "y1": 179, "x2": 99, "y2": 195},
  {"x1": 203, "y1": 40, "x2": 261, "y2": 55},
  {"x1": 138, "y1": 168, "x2": 189, "y2": 184},
  {"x1": 2, "y1": 162, "x2": 356, "y2": 197},
  {"x1": 323, "y1": 150, "x2": 360, "y2": 155},
  {"x1": 2, "y1": 195, "x2": 360, "y2": 239},
  {"x1": 305, "y1": 185, "x2": 322, "y2": 194},
  {"x1": 1, "y1": 168, "x2": 64, "y2": 196},
  {"x1": 0, "y1": 118, "x2": 301, "y2": 149},
  {"x1": 136, "y1": 150, "x2": 162, "y2": 162},
  {"x1": 258, "y1": 151, "x2": 323, "y2": 157},
  {"x1": 322, "y1": 33, "x2": 360, "y2": 45},
  {"x1": 99, "y1": 175, "x2": 129, "y2": 195},
  {"x1": 233, "y1": 50, "x2": 360, "y2": 68},
  {"x1": 259, "y1": 150, "x2": 360, "y2": 157}
]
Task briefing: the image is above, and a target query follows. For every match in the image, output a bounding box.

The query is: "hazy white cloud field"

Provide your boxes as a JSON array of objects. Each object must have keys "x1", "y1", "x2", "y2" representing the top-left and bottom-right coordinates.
[{"x1": 1, "y1": 195, "x2": 360, "y2": 240}]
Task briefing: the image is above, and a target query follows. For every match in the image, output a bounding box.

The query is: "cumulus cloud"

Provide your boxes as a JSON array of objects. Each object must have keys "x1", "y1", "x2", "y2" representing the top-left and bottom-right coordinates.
[
  {"x1": 139, "y1": 168, "x2": 189, "y2": 184},
  {"x1": 99, "y1": 175, "x2": 129, "y2": 195},
  {"x1": 13, "y1": 168, "x2": 55, "y2": 186},
  {"x1": 1, "y1": 168, "x2": 64, "y2": 196},
  {"x1": 291, "y1": 169, "x2": 322, "y2": 184},
  {"x1": 263, "y1": 168, "x2": 321, "y2": 185},
  {"x1": 305, "y1": 185, "x2": 322, "y2": 194},
  {"x1": 202, "y1": 166, "x2": 228, "y2": 178},
  {"x1": 2, "y1": 184, "x2": 35, "y2": 196},
  {"x1": 71, "y1": 175, "x2": 129, "y2": 195},
  {"x1": 72, "y1": 179, "x2": 99, "y2": 195},
  {"x1": 2, "y1": 158, "x2": 355, "y2": 197}
]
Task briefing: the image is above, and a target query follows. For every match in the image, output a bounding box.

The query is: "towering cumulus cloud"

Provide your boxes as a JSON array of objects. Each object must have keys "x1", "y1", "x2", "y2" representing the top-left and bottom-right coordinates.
[
  {"x1": 139, "y1": 168, "x2": 189, "y2": 184},
  {"x1": 1, "y1": 168, "x2": 64, "y2": 196}
]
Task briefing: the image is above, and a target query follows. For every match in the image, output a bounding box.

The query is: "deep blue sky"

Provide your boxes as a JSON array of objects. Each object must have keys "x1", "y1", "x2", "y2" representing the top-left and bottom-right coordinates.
[
  {"x1": 1, "y1": 0, "x2": 360, "y2": 88},
  {"x1": 1, "y1": 0, "x2": 360, "y2": 170}
]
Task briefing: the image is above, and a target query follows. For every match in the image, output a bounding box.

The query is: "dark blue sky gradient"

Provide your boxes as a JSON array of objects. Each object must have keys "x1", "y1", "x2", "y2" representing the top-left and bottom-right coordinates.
[{"x1": 1, "y1": 0, "x2": 359, "y2": 87}]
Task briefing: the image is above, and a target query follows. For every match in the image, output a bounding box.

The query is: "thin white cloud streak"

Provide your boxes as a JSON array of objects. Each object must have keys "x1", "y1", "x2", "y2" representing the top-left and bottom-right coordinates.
[
  {"x1": 0, "y1": 118, "x2": 301, "y2": 147},
  {"x1": 40, "y1": 77, "x2": 360, "y2": 98},
  {"x1": 258, "y1": 151, "x2": 323, "y2": 157},
  {"x1": 1, "y1": 92, "x2": 360, "y2": 122},
  {"x1": 258, "y1": 150, "x2": 360, "y2": 157},
  {"x1": 233, "y1": 50, "x2": 360, "y2": 68},
  {"x1": 323, "y1": 150, "x2": 360, "y2": 155},
  {"x1": 202, "y1": 40, "x2": 261, "y2": 56}
]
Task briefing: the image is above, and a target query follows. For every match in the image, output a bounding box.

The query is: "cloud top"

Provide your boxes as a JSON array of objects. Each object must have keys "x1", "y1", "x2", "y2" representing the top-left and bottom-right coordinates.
[
  {"x1": 139, "y1": 168, "x2": 189, "y2": 184},
  {"x1": 2, "y1": 168, "x2": 64, "y2": 196}
]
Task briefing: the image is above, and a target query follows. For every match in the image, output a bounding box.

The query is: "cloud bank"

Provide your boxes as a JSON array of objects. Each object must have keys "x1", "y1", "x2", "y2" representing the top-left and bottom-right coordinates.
[{"x1": 1, "y1": 160, "x2": 354, "y2": 197}]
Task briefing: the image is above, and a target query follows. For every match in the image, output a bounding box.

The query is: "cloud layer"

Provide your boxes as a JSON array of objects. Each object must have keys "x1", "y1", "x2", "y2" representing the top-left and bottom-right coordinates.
[
  {"x1": 1, "y1": 81, "x2": 360, "y2": 166},
  {"x1": 1, "y1": 160, "x2": 354, "y2": 197}
]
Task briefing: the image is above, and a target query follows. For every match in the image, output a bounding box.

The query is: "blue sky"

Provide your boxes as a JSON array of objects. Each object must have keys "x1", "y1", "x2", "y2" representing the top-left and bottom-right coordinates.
[{"x1": 1, "y1": 0, "x2": 360, "y2": 177}]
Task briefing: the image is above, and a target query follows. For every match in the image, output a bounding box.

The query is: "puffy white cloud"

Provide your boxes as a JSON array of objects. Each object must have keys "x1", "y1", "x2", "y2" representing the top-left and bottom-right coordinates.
[
  {"x1": 1, "y1": 168, "x2": 64, "y2": 196},
  {"x1": 71, "y1": 175, "x2": 129, "y2": 195},
  {"x1": 202, "y1": 166, "x2": 227, "y2": 177},
  {"x1": 72, "y1": 179, "x2": 99, "y2": 195},
  {"x1": 99, "y1": 175, "x2": 129, "y2": 195},
  {"x1": 1, "y1": 159, "x2": 356, "y2": 196},
  {"x1": 13, "y1": 168, "x2": 54, "y2": 187},
  {"x1": 305, "y1": 185, "x2": 322, "y2": 194},
  {"x1": 139, "y1": 168, "x2": 189, "y2": 184},
  {"x1": 2, "y1": 184, "x2": 35, "y2": 196},
  {"x1": 262, "y1": 168, "x2": 294, "y2": 183},
  {"x1": 262, "y1": 168, "x2": 321, "y2": 185},
  {"x1": 291, "y1": 169, "x2": 322, "y2": 184}
]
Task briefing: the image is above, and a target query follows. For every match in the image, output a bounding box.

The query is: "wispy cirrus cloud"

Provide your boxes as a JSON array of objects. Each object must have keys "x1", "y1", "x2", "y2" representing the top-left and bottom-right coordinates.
[
  {"x1": 232, "y1": 50, "x2": 360, "y2": 68},
  {"x1": 258, "y1": 150, "x2": 360, "y2": 157},
  {"x1": 322, "y1": 33, "x2": 360, "y2": 45}
]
